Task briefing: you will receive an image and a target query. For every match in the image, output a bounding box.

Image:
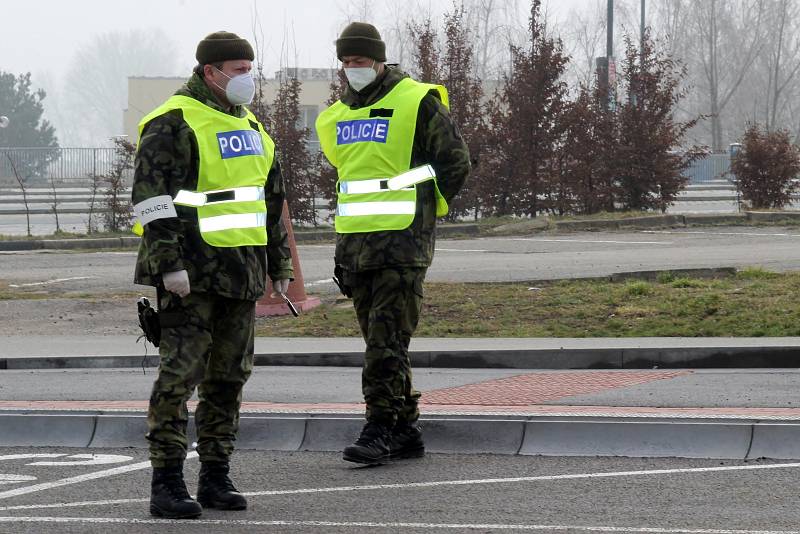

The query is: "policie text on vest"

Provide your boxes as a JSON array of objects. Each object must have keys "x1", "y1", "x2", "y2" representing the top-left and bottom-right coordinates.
[
  {"x1": 336, "y1": 119, "x2": 390, "y2": 145},
  {"x1": 217, "y1": 130, "x2": 265, "y2": 159}
]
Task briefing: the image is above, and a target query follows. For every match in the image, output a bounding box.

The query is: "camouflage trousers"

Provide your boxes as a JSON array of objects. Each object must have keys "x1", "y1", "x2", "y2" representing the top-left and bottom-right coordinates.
[
  {"x1": 345, "y1": 266, "x2": 426, "y2": 426},
  {"x1": 146, "y1": 290, "x2": 255, "y2": 468}
]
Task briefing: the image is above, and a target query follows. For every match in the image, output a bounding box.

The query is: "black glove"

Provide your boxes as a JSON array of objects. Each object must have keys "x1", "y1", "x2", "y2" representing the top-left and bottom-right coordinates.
[
  {"x1": 332, "y1": 265, "x2": 352, "y2": 298},
  {"x1": 137, "y1": 297, "x2": 161, "y2": 347}
]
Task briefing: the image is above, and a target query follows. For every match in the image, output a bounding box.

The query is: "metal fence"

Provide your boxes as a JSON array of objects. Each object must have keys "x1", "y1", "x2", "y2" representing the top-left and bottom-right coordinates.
[
  {"x1": 0, "y1": 147, "x2": 128, "y2": 186},
  {"x1": 682, "y1": 152, "x2": 732, "y2": 184}
]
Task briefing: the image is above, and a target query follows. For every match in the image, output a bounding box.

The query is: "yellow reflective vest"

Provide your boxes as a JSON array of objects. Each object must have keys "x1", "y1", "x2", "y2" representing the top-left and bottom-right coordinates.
[
  {"x1": 136, "y1": 95, "x2": 275, "y2": 248},
  {"x1": 315, "y1": 77, "x2": 449, "y2": 234}
]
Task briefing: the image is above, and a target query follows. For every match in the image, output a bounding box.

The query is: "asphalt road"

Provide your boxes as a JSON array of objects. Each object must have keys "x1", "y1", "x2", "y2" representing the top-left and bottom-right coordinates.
[
  {"x1": 2, "y1": 226, "x2": 800, "y2": 296},
  {"x1": 0, "y1": 447, "x2": 797, "y2": 533}
]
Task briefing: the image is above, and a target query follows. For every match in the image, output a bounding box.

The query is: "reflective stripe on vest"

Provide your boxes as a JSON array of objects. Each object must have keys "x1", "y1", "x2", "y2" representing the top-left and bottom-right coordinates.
[
  {"x1": 173, "y1": 186, "x2": 266, "y2": 207},
  {"x1": 315, "y1": 78, "x2": 450, "y2": 234},
  {"x1": 199, "y1": 212, "x2": 267, "y2": 233},
  {"x1": 137, "y1": 95, "x2": 275, "y2": 247},
  {"x1": 337, "y1": 201, "x2": 417, "y2": 217},
  {"x1": 338, "y1": 165, "x2": 436, "y2": 194}
]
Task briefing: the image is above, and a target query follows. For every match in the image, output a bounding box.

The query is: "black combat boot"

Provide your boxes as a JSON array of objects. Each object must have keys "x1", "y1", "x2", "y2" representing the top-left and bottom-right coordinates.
[
  {"x1": 389, "y1": 422, "x2": 425, "y2": 459},
  {"x1": 196, "y1": 462, "x2": 248, "y2": 510},
  {"x1": 342, "y1": 421, "x2": 392, "y2": 465},
  {"x1": 150, "y1": 466, "x2": 202, "y2": 519}
]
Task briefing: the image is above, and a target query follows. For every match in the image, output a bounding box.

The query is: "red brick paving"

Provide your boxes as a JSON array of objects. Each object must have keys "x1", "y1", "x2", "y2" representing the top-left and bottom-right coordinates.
[
  {"x1": 421, "y1": 370, "x2": 691, "y2": 406},
  {"x1": 3, "y1": 370, "x2": 797, "y2": 420}
]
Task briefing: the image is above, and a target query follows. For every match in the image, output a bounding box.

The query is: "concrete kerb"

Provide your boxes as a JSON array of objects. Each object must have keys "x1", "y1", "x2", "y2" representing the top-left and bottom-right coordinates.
[
  {"x1": 519, "y1": 419, "x2": 753, "y2": 459},
  {"x1": 3, "y1": 411, "x2": 800, "y2": 459},
  {"x1": 0, "y1": 224, "x2": 481, "y2": 251},
  {"x1": 0, "y1": 413, "x2": 97, "y2": 447},
  {"x1": 4, "y1": 342, "x2": 800, "y2": 370}
]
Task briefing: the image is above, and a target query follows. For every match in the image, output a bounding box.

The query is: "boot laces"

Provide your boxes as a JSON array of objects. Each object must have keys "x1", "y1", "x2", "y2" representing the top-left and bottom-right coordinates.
[
  {"x1": 355, "y1": 422, "x2": 389, "y2": 446},
  {"x1": 160, "y1": 473, "x2": 191, "y2": 500}
]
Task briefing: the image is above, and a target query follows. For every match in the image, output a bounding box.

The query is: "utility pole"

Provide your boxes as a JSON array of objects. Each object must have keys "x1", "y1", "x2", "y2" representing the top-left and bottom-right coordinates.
[
  {"x1": 640, "y1": 0, "x2": 646, "y2": 61},
  {"x1": 607, "y1": 0, "x2": 614, "y2": 60}
]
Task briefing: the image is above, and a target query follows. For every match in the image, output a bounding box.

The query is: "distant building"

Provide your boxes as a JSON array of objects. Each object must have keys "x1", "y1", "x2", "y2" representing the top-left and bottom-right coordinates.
[{"x1": 123, "y1": 68, "x2": 339, "y2": 150}]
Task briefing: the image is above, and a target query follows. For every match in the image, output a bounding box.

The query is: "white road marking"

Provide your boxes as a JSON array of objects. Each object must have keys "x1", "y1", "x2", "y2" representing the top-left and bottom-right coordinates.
[
  {"x1": 0, "y1": 517, "x2": 794, "y2": 533},
  {"x1": 0, "y1": 452, "x2": 197, "y2": 500},
  {"x1": 0, "y1": 475, "x2": 36, "y2": 486},
  {"x1": 503, "y1": 238, "x2": 673, "y2": 245},
  {"x1": 642, "y1": 230, "x2": 800, "y2": 238},
  {"x1": 2, "y1": 461, "x2": 798, "y2": 512},
  {"x1": 436, "y1": 248, "x2": 491, "y2": 252},
  {"x1": 0, "y1": 454, "x2": 63, "y2": 462},
  {"x1": 8, "y1": 276, "x2": 95, "y2": 288},
  {"x1": 28, "y1": 454, "x2": 132, "y2": 466}
]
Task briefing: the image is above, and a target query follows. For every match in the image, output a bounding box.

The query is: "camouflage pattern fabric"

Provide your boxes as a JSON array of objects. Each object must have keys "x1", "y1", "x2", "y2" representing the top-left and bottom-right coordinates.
[
  {"x1": 136, "y1": 72, "x2": 290, "y2": 468},
  {"x1": 132, "y1": 72, "x2": 293, "y2": 301},
  {"x1": 333, "y1": 65, "x2": 471, "y2": 272},
  {"x1": 345, "y1": 267, "x2": 426, "y2": 426},
  {"x1": 328, "y1": 66, "x2": 470, "y2": 426},
  {"x1": 146, "y1": 290, "x2": 255, "y2": 468}
]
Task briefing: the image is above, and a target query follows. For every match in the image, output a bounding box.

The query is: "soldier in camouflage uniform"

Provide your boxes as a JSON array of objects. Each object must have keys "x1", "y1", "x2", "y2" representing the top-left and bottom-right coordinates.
[
  {"x1": 132, "y1": 32, "x2": 292, "y2": 518},
  {"x1": 315, "y1": 23, "x2": 470, "y2": 465}
]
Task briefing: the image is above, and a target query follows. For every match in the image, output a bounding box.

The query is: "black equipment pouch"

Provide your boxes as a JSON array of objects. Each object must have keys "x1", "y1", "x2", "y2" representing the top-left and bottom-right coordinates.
[
  {"x1": 332, "y1": 265, "x2": 352, "y2": 298},
  {"x1": 137, "y1": 296, "x2": 161, "y2": 347}
]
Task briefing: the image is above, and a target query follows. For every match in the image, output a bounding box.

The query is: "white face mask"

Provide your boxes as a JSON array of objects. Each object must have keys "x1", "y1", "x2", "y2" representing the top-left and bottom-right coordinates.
[
  {"x1": 213, "y1": 67, "x2": 256, "y2": 105},
  {"x1": 344, "y1": 61, "x2": 377, "y2": 91}
]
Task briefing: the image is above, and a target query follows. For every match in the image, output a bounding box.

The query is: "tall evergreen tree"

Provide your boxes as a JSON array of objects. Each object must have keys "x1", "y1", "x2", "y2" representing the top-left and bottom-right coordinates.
[{"x1": 0, "y1": 71, "x2": 59, "y2": 182}]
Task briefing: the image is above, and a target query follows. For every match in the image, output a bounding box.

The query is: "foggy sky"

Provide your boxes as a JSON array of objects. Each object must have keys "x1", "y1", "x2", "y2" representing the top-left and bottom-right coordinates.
[{"x1": 0, "y1": 0, "x2": 595, "y2": 80}]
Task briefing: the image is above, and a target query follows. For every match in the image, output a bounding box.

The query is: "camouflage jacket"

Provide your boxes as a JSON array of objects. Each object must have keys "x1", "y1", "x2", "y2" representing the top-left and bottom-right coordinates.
[
  {"x1": 331, "y1": 66, "x2": 471, "y2": 272},
  {"x1": 132, "y1": 73, "x2": 293, "y2": 301}
]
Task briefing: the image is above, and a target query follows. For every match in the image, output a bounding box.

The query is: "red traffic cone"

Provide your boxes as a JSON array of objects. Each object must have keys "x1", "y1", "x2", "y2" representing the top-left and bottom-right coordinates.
[{"x1": 256, "y1": 200, "x2": 321, "y2": 317}]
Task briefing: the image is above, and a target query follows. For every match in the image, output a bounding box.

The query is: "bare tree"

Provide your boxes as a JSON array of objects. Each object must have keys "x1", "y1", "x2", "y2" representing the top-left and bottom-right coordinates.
[
  {"x1": 48, "y1": 174, "x2": 61, "y2": 234},
  {"x1": 760, "y1": 0, "x2": 800, "y2": 133},
  {"x1": 96, "y1": 137, "x2": 135, "y2": 233},
  {"x1": 61, "y1": 29, "x2": 178, "y2": 146},
  {"x1": 691, "y1": 0, "x2": 768, "y2": 151},
  {"x1": 5, "y1": 153, "x2": 31, "y2": 236},
  {"x1": 336, "y1": 0, "x2": 374, "y2": 22},
  {"x1": 562, "y1": 0, "x2": 607, "y2": 88}
]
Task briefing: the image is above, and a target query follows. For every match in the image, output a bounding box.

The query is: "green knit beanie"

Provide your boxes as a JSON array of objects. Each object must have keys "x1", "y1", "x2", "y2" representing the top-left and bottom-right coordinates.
[
  {"x1": 196, "y1": 31, "x2": 255, "y2": 65},
  {"x1": 336, "y1": 22, "x2": 386, "y2": 62}
]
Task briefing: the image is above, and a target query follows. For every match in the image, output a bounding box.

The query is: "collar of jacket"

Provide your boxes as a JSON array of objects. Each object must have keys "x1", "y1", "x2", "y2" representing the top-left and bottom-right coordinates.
[
  {"x1": 177, "y1": 72, "x2": 248, "y2": 118},
  {"x1": 340, "y1": 65, "x2": 409, "y2": 109}
]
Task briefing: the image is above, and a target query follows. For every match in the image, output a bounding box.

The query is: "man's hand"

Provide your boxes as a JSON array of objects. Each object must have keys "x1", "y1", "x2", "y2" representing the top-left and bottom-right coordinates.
[
  {"x1": 163, "y1": 270, "x2": 190, "y2": 297},
  {"x1": 272, "y1": 278, "x2": 290, "y2": 294}
]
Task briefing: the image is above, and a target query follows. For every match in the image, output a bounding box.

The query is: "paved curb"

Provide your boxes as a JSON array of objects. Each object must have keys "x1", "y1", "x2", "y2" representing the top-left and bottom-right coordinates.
[
  {"x1": 0, "y1": 224, "x2": 479, "y2": 251},
  {"x1": 2, "y1": 344, "x2": 799, "y2": 370},
  {"x1": 2, "y1": 411, "x2": 799, "y2": 459}
]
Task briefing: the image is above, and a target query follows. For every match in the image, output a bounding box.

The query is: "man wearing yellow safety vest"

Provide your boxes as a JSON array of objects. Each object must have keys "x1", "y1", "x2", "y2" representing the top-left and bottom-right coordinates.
[
  {"x1": 316, "y1": 22, "x2": 470, "y2": 465},
  {"x1": 131, "y1": 31, "x2": 293, "y2": 518}
]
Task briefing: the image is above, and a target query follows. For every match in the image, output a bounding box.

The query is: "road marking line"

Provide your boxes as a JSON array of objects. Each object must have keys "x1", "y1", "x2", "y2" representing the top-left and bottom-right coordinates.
[
  {"x1": 0, "y1": 452, "x2": 197, "y2": 501},
  {"x1": 2, "y1": 461, "x2": 798, "y2": 511},
  {"x1": 0, "y1": 517, "x2": 794, "y2": 532},
  {"x1": 436, "y1": 248, "x2": 490, "y2": 252},
  {"x1": 641, "y1": 230, "x2": 800, "y2": 238},
  {"x1": 243, "y1": 462, "x2": 800, "y2": 497},
  {"x1": 0, "y1": 476, "x2": 36, "y2": 486},
  {"x1": 501, "y1": 238, "x2": 673, "y2": 245},
  {"x1": 8, "y1": 276, "x2": 95, "y2": 288}
]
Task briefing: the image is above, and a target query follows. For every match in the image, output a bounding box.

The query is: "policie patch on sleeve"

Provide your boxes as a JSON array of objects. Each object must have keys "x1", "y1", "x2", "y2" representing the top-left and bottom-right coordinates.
[{"x1": 134, "y1": 195, "x2": 178, "y2": 226}]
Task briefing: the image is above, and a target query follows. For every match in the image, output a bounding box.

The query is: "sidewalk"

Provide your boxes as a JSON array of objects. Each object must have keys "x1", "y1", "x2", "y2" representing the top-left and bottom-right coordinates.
[{"x1": 1, "y1": 335, "x2": 800, "y2": 460}]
